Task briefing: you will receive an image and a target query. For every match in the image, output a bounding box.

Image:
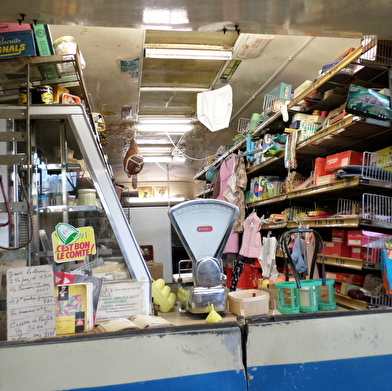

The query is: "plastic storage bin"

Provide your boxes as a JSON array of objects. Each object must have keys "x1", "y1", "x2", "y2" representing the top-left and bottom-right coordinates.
[
  {"x1": 315, "y1": 279, "x2": 336, "y2": 311},
  {"x1": 77, "y1": 189, "x2": 96, "y2": 206},
  {"x1": 276, "y1": 281, "x2": 300, "y2": 314},
  {"x1": 298, "y1": 280, "x2": 319, "y2": 313},
  {"x1": 228, "y1": 289, "x2": 269, "y2": 317}
]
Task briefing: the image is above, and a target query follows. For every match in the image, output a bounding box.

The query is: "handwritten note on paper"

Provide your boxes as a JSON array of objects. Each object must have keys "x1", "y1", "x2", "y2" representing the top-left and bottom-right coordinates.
[{"x1": 7, "y1": 265, "x2": 56, "y2": 341}]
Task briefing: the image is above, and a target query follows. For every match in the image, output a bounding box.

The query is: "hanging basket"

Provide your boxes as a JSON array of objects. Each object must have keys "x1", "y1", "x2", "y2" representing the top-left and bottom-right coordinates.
[{"x1": 275, "y1": 281, "x2": 300, "y2": 314}]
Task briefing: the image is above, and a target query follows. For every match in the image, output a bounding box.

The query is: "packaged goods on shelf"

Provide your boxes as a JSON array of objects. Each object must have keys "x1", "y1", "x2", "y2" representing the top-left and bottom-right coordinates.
[
  {"x1": 325, "y1": 272, "x2": 365, "y2": 285},
  {"x1": 350, "y1": 247, "x2": 362, "y2": 259},
  {"x1": 298, "y1": 120, "x2": 322, "y2": 141},
  {"x1": 266, "y1": 82, "x2": 292, "y2": 100},
  {"x1": 31, "y1": 24, "x2": 54, "y2": 56},
  {"x1": 326, "y1": 103, "x2": 347, "y2": 124},
  {"x1": 60, "y1": 93, "x2": 82, "y2": 104},
  {"x1": 294, "y1": 80, "x2": 313, "y2": 98},
  {"x1": 325, "y1": 150, "x2": 363, "y2": 171},
  {"x1": 345, "y1": 84, "x2": 392, "y2": 120},
  {"x1": 0, "y1": 30, "x2": 37, "y2": 59},
  {"x1": 313, "y1": 157, "x2": 328, "y2": 186},
  {"x1": 262, "y1": 94, "x2": 285, "y2": 114},
  {"x1": 346, "y1": 230, "x2": 389, "y2": 247},
  {"x1": 307, "y1": 115, "x2": 326, "y2": 124},
  {"x1": 0, "y1": 23, "x2": 31, "y2": 32},
  {"x1": 315, "y1": 173, "x2": 336, "y2": 186},
  {"x1": 53, "y1": 85, "x2": 70, "y2": 103},
  {"x1": 332, "y1": 229, "x2": 348, "y2": 243},
  {"x1": 323, "y1": 241, "x2": 352, "y2": 257}
]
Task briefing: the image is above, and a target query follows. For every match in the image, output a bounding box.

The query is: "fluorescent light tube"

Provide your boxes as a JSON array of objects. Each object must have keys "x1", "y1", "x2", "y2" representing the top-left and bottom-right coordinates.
[
  {"x1": 145, "y1": 48, "x2": 232, "y2": 61},
  {"x1": 138, "y1": 116, "x2": 195, "y2": 124},
  {"x1": 143, "y1": 156, "x2": 173, "y2": 163},
  {"x1": 173, "y1": 156, "x2": 186, "y2": 163},
  {"x1": 140, "y1": 87, "x2": 209, "y2": 92},
  {"x1": 138, "y1": 146, "x2": 173, "y2": 153},
  {"x1": 136, "y1": 124, "x2": 194, "y2": 133}
]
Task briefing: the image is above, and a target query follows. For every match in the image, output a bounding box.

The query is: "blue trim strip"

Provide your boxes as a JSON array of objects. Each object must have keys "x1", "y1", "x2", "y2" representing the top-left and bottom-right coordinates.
[
  {"x1": 64, "y1": 370, "x2": 247, "y2": 391},
  {"x1": 248, "y1": 354, "x2": 392, "y2": 390}
]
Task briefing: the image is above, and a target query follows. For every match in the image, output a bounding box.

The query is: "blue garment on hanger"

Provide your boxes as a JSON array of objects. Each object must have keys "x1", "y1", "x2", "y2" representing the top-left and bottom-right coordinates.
[{"x1": 291, "y1": 233, "x2": 308, "y2": 273}]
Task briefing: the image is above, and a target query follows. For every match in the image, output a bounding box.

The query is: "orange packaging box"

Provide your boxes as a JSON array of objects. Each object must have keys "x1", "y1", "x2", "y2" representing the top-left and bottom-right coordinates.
[
  {"x1": 332, "y1": 229, "x2": 348, "y2": 243},
  {"x1": 323, "y1": 241, "x2": 352, "y2": 257},
  {"x1": 347, "y1": 230, "x2": 389, "y2": 247},
  {"x1": 314, "y1": 157, "x2": 329, "y2": 186},
  {"x1": 325, "y1": 151, "x2": 363, "y2": 171},
  {"x1": 351, "y1": 247, "x2": 363, "y2": 259},
  {"x1": 53, "y1": 85, "x2": 70, "y2": 103},
  {"x1": 325, "y1": 272, "x2": 365, "y2": 285},
  {"x1": 361, "y1": 247, "x2": 380, "y2": 263},
  {"x1": 315, "y1": 173, "x2": 337, "y2": 186}
]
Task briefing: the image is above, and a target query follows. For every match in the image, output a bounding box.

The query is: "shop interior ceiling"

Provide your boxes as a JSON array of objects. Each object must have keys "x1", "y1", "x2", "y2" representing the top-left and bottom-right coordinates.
[{"x1": 2, "y1": 1, "x2": 392, "y2": 190}]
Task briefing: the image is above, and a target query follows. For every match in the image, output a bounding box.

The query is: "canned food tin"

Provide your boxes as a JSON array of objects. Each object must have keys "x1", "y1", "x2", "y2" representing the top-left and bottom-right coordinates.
[
  {"x1": 33, "y1": 86, "x2": 53, "y2": 104},
  {"x1": 18, "y1": 86, "x2": 32, "y2": 105}
]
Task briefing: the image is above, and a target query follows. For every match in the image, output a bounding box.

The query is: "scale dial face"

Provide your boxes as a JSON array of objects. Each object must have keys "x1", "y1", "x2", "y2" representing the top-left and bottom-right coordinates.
[{"x1": 169, "y1": 199, "x2": 239, "y2": 262}]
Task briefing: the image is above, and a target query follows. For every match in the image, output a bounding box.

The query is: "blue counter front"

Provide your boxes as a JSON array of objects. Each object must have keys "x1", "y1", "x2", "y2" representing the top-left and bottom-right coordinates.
[{"x1": 1, "y1": 310, "x2": 392, "y2": 390}]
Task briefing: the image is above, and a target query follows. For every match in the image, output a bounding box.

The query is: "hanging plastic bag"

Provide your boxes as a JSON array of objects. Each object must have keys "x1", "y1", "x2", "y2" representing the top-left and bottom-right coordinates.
[{"x1": 123, "y1": 138, "x2": 144, "y2": 177}]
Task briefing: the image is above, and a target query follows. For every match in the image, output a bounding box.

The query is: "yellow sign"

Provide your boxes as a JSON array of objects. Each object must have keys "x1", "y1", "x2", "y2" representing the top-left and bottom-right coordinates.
[{"x1": 52, "y1": 225, "x2": 96, "y2": 263}]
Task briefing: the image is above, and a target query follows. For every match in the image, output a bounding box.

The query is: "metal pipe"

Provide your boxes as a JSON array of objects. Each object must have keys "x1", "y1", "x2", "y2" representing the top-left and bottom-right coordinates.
[{"x1": 231, "y1": 36, "x2": 314, "y2": 120}]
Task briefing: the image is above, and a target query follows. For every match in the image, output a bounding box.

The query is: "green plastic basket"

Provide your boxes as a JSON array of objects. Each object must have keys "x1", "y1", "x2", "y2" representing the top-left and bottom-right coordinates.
[
  {"x1": 275, "y1": 281, "x2": 300, "y2": 314},
  {"x1": 315, "y1": 278, "x2": 336, "y2": 311},
  {"x1": 298, "y1": 280, "x2": 319, "y2": 313}
]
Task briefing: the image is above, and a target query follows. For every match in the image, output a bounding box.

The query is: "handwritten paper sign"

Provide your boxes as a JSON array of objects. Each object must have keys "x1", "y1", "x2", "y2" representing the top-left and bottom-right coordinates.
[{"x1": 7, "y1": 265, "x2": 56, "y2": 341}]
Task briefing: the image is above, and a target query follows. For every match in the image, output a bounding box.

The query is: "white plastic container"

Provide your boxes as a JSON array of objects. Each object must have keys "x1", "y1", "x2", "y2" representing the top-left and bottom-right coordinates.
[
  {"x1": 77, "y1": 189, "x2": 96, "y2": 206},
  {"x1": 53, "y1": 36, "x2": 77, "y2": 55}
]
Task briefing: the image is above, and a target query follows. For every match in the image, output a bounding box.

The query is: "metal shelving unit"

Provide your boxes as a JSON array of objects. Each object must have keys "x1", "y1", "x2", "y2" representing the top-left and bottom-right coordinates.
[{"x1": 0, "y1": 56, "x2": 151, "y2": 314}]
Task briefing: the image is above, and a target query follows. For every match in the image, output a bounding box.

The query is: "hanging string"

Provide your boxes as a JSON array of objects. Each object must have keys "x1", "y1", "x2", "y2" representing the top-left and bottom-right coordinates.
[
  {"x1": 0, "y1": 176, "x2": 11, "y2": 228},
  {"x1": 0, "y1": 174, "x2": 34, "y2": 251}
]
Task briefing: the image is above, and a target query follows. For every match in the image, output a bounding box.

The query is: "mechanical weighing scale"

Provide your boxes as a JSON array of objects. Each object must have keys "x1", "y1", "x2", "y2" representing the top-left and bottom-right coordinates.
[{"x1": 168, "y1": 199, "x2": 239, "y2": 313}]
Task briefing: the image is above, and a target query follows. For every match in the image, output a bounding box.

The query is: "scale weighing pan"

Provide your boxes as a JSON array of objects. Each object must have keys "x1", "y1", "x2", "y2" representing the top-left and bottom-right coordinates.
[
  {"x1": 169, "y1": 199, "x2": 239, "y2": 313},
  {"x1": 169, "y1": 199, "x2": 239, "y2": 264}
]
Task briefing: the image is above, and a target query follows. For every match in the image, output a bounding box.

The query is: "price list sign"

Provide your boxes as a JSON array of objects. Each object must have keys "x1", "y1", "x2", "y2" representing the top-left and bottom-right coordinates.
[{"x1": 7, "y1": 265, "x2": 56, "y2": 341}]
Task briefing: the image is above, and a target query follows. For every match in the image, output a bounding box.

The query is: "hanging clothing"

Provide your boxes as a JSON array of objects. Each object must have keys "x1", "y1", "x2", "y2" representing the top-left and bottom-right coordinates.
[
  {"x1": 217, "y1": 154, "x2": 236, "y2": 201},
  {"x1": 259, "y1": 236, "x2": 279, "y2": 281},
  {"x1": 239, "y1": 212, "x2": 262, "y2": 258},
  {"x1": 197, "y1": 85, "x2": 233, "y2": 132},
  {"x1": 223, "y1": 230, "x2": 240, "y2": 254},
  {"x1": 224, "y1": 154, "x2": 247, "y2": 233},
  {"x1": 222, "y1": 253, "x2": 237, "y2": 289},
  {"x1": 210, "y1": 165, "x2": 221, "y2": 199},
  {"x1": 230, "y1": 255, "x2": 262, "y2": 291},
  {"x1": 291, "y1": 233, "x2": 308, "y2": 273}
]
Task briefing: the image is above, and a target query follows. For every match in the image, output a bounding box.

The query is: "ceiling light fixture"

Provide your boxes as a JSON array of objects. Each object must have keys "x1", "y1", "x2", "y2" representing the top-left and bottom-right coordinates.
[
  {"x1": 136, "y1": 124, "x2": 194, "y2": 133},
  {"x1": 138, "y1": 146, "x2": 173, "y2": 153},
  {"x1": 140, "y1": 87, "x2": 209, "y2": 92},
  {"x1": 143, "y1": 156, "x2": 173, "y2": 163},
  {"x1": 138, "y1": 116, "x2": 195, "y2": 124},
  {"x1": 173, "y1": 155, "x2": 186, "y2": 163},
  {"x1": 144, "y1": 48, "x2": 232, "y2": 61}
]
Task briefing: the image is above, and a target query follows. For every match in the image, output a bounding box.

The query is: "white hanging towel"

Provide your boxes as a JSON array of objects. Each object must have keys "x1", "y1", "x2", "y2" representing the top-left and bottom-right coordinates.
[
  {"x1": 197, "y1": 85, "x2": 233, "y2": 132},
  {"x1": 259, "y1": 236, "x2": 279, "y2": 281}
]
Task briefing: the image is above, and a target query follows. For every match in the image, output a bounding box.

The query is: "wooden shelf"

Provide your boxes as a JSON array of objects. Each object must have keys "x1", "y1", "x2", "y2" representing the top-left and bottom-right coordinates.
[{"x1": 317, "y1": 255, "x2": 363, "y2": 270}]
